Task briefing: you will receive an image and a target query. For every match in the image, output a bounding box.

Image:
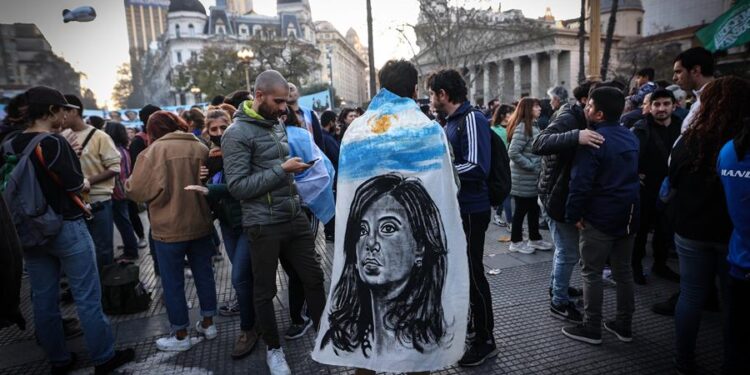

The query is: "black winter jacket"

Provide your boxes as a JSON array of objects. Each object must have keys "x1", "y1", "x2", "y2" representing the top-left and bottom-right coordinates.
[{"x1": 531, "y1": 103, "x2": 587, "y2": 222}]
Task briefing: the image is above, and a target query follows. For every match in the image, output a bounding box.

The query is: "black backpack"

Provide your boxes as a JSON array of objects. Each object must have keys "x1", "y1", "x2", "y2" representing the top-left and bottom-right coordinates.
[
  {"x1": 455, "y1": 110, "x2": 512, "y2": 206},
  {"x1": 100, "y1": 262, "x2": 151, "y2": 315}
]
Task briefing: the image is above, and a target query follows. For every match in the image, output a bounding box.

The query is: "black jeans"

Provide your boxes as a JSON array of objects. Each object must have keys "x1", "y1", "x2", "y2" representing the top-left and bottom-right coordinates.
[
  {"x1": 245, "y1": 213, "x2": 325, "y2": 348},
  {"x1": 461, "y1": 210, "x2": 494, "y2": 343},
  {"x1": 633, "y1": 197, "x2": 671, "y2": 272},
  {"x1": 279, "y1": 208, "x2": 318, "y2": 325},
  {"x1": 511, "y1": 196, "x2": 542, "y2": 243},
  {"x1": 724, "y1": 275, "x2": 750, "y2": 375},
  {"x1": 127, "y1": 200, "x2": 144, "y2": 239}
]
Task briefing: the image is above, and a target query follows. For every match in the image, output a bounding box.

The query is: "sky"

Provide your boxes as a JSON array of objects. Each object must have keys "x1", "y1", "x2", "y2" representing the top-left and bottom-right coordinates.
[{"x1": 0, "y1": 0, "x2": 580, "y2": 107}]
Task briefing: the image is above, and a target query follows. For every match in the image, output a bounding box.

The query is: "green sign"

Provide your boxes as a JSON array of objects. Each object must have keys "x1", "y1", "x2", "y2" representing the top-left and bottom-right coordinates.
[{"x1": 696, "y1": 0, "x2": 750, "y2": 52}]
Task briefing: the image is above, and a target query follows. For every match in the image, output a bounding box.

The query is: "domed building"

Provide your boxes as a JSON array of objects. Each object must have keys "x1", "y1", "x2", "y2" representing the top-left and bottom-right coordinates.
[{"x1": 144, "y1": 0, "x2": 321, "y2": 106}]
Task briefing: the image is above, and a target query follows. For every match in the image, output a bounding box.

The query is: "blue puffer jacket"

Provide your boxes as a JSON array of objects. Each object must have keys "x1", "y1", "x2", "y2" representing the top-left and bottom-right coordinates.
[{"x1": 566, "y1": 121, "x2": 641, "y2": 237}]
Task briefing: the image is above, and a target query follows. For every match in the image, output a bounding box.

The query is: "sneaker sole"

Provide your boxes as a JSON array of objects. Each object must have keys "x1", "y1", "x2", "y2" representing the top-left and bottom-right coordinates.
[
  {"x1": 604, "y1": 324, "x2": 632, "y2": 343},
  {"x1": 284, "y1": 321, "x2": 312, "y2": 340},
  {"x1": 196, "y1": 323, "x2": 218, "y2": 340},
  {"x1": 219, "y1": 310, "x2": 241, "y2": 317},
  {"x1": 561, "y1": 327, "x2": 602, "y2": 345},
  {"x1": 156, "y1": 343, "x2": 192, "y2": 352},
  {"x1": 458, "y1": 347, "x2": 500, "y2": 367},
  {"x1": 549, "y1": 309, "x2": 583, "y2": 324}
]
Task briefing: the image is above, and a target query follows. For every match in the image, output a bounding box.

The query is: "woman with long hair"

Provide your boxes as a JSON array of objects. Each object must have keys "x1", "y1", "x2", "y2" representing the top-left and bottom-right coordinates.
[
  {"x1": 717, "y1": 115, "x2": 750, "y2": 375},
  {"x1": 337, "y1": 107, "x2": 359, "y2": 141},
  {"x1": 320, "y1": 173, "x2": 449, "y2": 361},
  {"x1": 506, "y1": 97, "x2": 552, "y2": 253},
  {"x1": 104, "y1": 122, "x2": 140, "y2": 261},
  {"x1": 0, "y1": 87, "x2": 133, "y2": 373},
  {"x1": 670, "y1": 76, "x2": 750, "y2": 375},
  {"x1": 490, "y1": 104, "x2": 515, "y2": 230},
  {"x1": 126, "y1": 111, "x2": 219, "y2": 352}
]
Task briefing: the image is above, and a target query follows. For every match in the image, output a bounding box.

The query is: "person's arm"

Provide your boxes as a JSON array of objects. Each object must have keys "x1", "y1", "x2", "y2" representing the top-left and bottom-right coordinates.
[
  {"x1": 454, "y1": 111, "x2": 490, "y2": 181},
  {"x1": 222, "y1": 127, "x2": 295, "y2": 200},
  {"x1": 45, "y1": 135, "x2": 84, "y2": 193},
  {"x1": 125, "y1": 152, "x2": 162, "y2": 203},
  {"x1": 532, "y1": 108, "x2": 582, "y2": 155},
  {"x1": 87, "y1": 133, "x2": 120, "y2": 186},
  {"x1": 508, "y1": 127, "x2": 537, "y2": 172},
  {"x1": 566, "y1": 145, "x2": 600, "y2": 224}
]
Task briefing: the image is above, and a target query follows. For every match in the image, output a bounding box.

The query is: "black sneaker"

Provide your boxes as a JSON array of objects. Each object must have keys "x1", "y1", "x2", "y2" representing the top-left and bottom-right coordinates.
[
  {"x1": 603, "y1": 320, "x2": 632, "y2": 343},
  {"x1": 562, "y1": 324, "x2": 602, "y2": 345},
  {"x1": 94, "y1": 348, "x2": 134, "y2": 375},
  {"x1": 458, "y1": 340, "x2": 499, "y2": 367},
  {"x1": 550, "y1": 301, "x2": 583, "y2": 323},
  {"x1": 652, "y1": 293, "x2": 679, "y2": 316},
  {"x1": 284, "y1": 318, "x2": 312, "y2": 340},
  {"x1": 51, "y1": 353, "x2": 77, "y2": 375}
]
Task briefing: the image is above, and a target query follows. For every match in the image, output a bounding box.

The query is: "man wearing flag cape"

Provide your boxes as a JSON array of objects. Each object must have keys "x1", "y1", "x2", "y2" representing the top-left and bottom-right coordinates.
[{"x1": 312, "y1": 60, "x2": 469, "y2": 373}]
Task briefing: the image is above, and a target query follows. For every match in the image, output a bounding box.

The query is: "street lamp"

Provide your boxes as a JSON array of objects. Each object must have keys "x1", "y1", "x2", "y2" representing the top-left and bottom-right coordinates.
[
  {"x1": 190, "y1": 86, "x2": 201, "y2": 104},
  {"x1": 237, "y1": 48, "x2": 255, "y2": 92}
]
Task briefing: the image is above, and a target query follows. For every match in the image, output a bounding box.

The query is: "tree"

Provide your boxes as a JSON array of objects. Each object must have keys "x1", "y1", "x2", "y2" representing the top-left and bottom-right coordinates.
[
  {"x1": 615, "y1": 41, "x2": 682, "y2": 93},
  {"x1": 600, "y1": 0, "x2": 618, "y2": 80},
  {"x1": 403, "y1": 0, "x2": 553, "y2": 85},
  {"x1": 29, "y1": 52, "x2": 81, "y2": 95},
  {"x1": 174, "y1": 38, "x2": 321, "y2": 100},
  {"x1": 111, "y1": 63, "x2": 134, "y2": 109},
  {"x1": 81, "y1": 88, "x2": 98, "y2": 109},
  {"x1": 578, "y1": 0, "x2": 586, "y2": 84}
]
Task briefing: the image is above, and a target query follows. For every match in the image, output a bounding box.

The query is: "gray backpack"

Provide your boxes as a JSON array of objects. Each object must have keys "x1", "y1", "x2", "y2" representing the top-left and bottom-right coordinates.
[{"x1": 0, "y1": 133, "x2": 63, "y2": 248}]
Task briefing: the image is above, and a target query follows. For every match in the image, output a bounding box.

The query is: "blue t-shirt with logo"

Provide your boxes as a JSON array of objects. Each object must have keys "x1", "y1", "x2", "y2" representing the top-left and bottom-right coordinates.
[{"x1": 718, "y1": 140, "x2": 750, "y2": 280}]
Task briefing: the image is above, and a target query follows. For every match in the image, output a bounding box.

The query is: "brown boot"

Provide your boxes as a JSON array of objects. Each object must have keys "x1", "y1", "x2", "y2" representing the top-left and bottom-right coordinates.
[{"x1": 231, "y1": 330, "x2": 258, "y2": 359}]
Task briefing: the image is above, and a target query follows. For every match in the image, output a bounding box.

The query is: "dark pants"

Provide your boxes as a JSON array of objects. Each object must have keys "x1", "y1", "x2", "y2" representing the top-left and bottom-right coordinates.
[
  {"x1": 86, "y1": 198, "x2": 114, "y2": 269},
  {"x1": 461, "y1": 210, "x2": 494, "y2": 343},
  {"x1": 511, "y1": 196, "x2": 542, "y2": 242},
  {"x1": 725, "y1": 275, "x2": 750, "y2": 375},
  {"x1": 633, "y1": 198, "x2": 671, "y2": 271},
  {"x1": 579, "y1": 222, "x2": 635, "y2": 330},
  {"x1": 127, "y1": 200, "x2": 144, "y2": 239},
  {"x1": 245, "y1": 214, "x2": 325, "y2": 348},
  {"x1": 220, "y1": 224, "x2": 255, "y2": 331},
  {"x1": 281, "y1": 208, "x2": 318, "y2": 325},
  {"x1": 112, "y1": 199, "x2": 138, "y2": 258}
]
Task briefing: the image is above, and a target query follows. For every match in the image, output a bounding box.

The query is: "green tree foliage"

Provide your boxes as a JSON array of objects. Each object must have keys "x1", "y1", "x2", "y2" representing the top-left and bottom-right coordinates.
[
  {"x1": 111, "y1": 63, "x2": 134, "y2": 109},
  {"x1": 175, "y1": 38, "x2": 321, "y2": 99},
  {"x1": 81, "y1": 88, "x2": 98, "y2": 109}
]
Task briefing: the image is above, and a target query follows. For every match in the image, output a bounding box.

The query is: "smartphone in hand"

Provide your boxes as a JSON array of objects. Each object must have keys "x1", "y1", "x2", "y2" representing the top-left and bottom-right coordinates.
[{"x1": 306, "y1": 158, "x2": 321, "y2": 166}]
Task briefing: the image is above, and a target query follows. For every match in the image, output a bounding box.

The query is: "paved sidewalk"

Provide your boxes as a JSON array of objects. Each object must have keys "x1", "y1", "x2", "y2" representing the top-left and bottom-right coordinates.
[{"x1": 0, "y1": 215, "x2": 723, "y2": 374}]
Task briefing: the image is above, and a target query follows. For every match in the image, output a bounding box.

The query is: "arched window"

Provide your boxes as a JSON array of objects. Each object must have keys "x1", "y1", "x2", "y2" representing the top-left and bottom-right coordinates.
[
  {"x1": 188, "y1": 24, "x2": 195, "y2": 36},
  {"x1": 216, "y1": 21, "x2": 226, "y2": 35},
  {"x1": 637, "y1": 19, "x2": 642, "y2": 35},
  {"x1": 253, "y1": 25, "x2": 262, "y2": 36},
  {"x1": 175, "y1": 24, "x2": 181, "y2": 38},
  {"x1": 239, "y1": 24, "x2": 249, "y2": 37}
]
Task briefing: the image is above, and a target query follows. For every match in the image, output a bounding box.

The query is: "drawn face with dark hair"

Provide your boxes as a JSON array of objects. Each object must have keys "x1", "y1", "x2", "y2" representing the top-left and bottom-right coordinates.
[{"x1": 357, "y1": 195, "x2": 419, "y2": 288}]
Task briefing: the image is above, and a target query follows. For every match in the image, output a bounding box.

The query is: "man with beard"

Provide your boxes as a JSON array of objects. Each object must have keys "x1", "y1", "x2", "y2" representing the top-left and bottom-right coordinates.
[
  {"x1": 673, "y1": 47, "x2": 714, "y2": 133},
  {"x1": 288, "y1": 83, "x2": 323, "y2": 149},
  {"x1": 221, "y1": 70, "x2": 326, "y2": 375},
  {"x1": 631, "y1": 89, "x2": 682, "y2": 284}
]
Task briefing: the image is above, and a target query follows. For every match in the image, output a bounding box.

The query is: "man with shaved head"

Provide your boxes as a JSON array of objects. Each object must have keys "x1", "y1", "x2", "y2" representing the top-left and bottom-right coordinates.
[
  {"x1": 222, "y1": 70, "x2": 326, "y2": 375},
  {"x1": 288, "y1": 82, "x2": 324, "y2": 149}
]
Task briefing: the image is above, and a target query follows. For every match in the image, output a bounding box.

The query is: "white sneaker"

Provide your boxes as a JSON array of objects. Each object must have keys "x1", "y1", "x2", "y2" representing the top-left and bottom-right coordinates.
[
  {"x1": 528, "y1": 240, "x2": 554, "y2": 251},
  {"x1": 509, "y1": 241, "x2": 535, "y2": 254},
  {"x1": 195, "y1": 321, "x2": 218, "y2": 340},
  {"x1": 491, "y1": 214, "x2": 503, "y2": 226},
  {"x1": 266, "y1": 347, "x2": 291, "y2": 375},
  {"x1": 156, "y1": 335, "x2": 193, "y2": 352}
]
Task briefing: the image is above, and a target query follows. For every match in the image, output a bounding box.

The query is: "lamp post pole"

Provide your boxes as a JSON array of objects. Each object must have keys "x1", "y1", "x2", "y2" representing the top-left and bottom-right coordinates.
[{"x1": 237, "y1": 48, "x2": 255, "y2": 92}]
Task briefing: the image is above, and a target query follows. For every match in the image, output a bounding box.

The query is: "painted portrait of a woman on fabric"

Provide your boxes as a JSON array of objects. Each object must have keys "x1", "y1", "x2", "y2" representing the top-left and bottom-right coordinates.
[{"x1": 312, "y1": 89, "x2": 468, "y2": 373}]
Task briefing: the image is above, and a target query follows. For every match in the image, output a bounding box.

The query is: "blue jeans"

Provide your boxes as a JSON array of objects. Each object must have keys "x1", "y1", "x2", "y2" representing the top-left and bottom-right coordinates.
[
  {"x1": 548, "y1": 218, "x2": 580, "y2": 305},
  {"x1": 495, "y1": 195, "x2": 513, "y2": 223},
  {"x1": 86, "y1": 198, "x2": 114, "y2": 269},
  {"x1": 674, "y1": 234, "x2": 729, "y2": 369},
  {"x1": 220, "y1": 224, "x2": 255, "y2": 331},
  {"x1": 24, "y1": 219, "x2": 114, "y2": 366},
  {"x1": 154, "y1": 235, "x2": 218, "y2": 332},
  {"x1": 112, "y1": 199, "x2": 138, "y2": 258}
]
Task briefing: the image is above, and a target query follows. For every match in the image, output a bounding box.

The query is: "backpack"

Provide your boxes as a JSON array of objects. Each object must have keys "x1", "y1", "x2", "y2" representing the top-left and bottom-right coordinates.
[
  {"x1": 100, "y1": 262, "x2": 152, "y2": 315},
  {"x1": 0, "y1": 133, "x2": 63, "y2": 248},
  {"x1": 455, "y1": 110, "x2": 512, "y2": 206}
]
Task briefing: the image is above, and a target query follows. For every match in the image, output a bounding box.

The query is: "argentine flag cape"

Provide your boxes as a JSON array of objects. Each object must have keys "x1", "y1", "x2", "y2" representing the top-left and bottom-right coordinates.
[{"x1": 312, "y1": 89, "x2": 468, "y2": 372}]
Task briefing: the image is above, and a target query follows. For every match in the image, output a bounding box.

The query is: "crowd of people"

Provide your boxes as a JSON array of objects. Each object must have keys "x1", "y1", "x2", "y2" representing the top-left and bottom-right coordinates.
[{"x1": 0, "y1": 45, "x2": 747, "y2": 375}]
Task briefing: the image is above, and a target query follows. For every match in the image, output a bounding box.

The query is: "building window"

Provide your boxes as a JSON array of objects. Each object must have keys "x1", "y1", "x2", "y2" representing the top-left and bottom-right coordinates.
[
  {"x1": 191, "y1": 50, "x2": 198, "y2": 60},
  {"x1": 217, "y1": 24, "x2": 226, "y2": 34},
  {"x1": 188, "y1": 24, "x2": 195, "y2": 36},
  {"x1": 637, "y1": 19, "x2": 642, "y2": 35},
  {"x1": 239, "y1": 24, "x2": 249, "y2": 36},
  {"x1": 176, "y1": 51, "x2": 182, "y2": 63},
  {"x1": 175, "y1": 24, "x2": 180, "y2": 38},
  {"x1": 253, "y1": 25, "x2": 262, "y2": 36}
]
